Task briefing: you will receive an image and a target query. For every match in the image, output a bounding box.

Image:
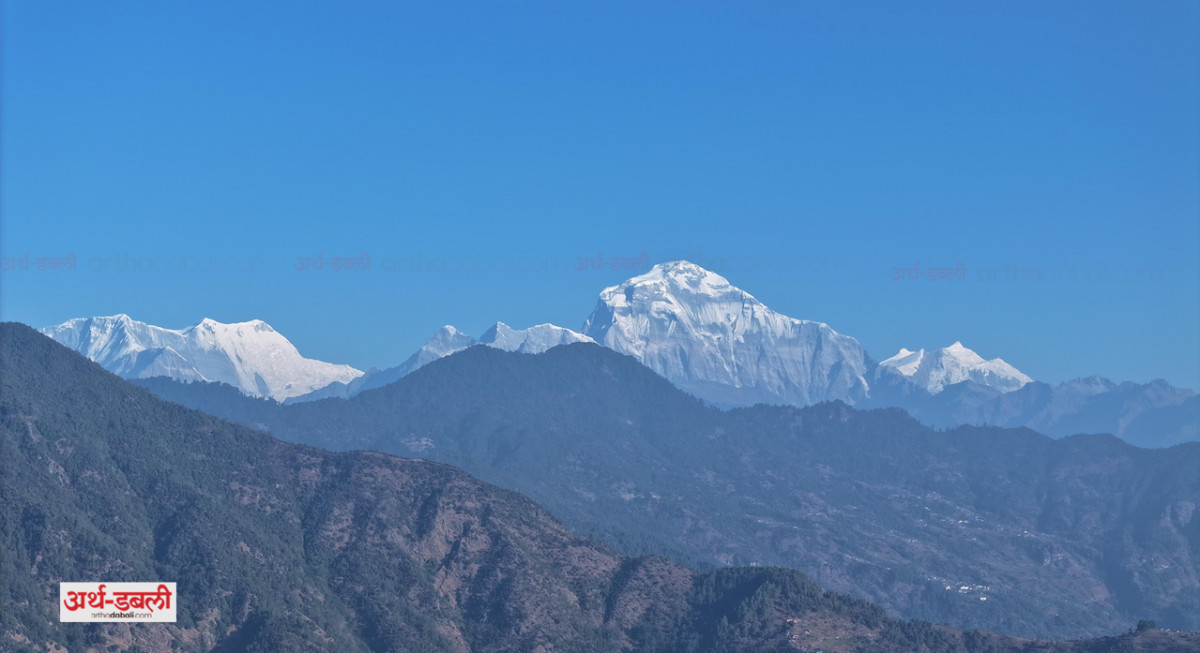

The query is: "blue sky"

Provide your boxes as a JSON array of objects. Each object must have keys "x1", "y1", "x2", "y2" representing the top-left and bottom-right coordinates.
[{"x1": 3, "y1": 1, "x2": 1198, "y2": 388}]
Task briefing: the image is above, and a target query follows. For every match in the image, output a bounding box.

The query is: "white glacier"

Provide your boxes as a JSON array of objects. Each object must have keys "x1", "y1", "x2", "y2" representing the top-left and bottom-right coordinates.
[
  {"x1": 40, "y1": 314, "x2": 363, "y2": 401},
  {"x1": 581, "y1": 260, "x2": 872, "y2": 407},
  {"x1": 878, "y1": 341, "x2": 1032, "y2": 394},
  {"x1": 478, "y1": 322, "x2": 595, "y2": 354},
  {"x1": 46, "y1": 266, "x2": 1039, "y2": 410}
]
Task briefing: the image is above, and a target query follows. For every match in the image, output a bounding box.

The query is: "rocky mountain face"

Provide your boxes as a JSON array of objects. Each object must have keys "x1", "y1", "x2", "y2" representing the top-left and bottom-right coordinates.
[
  {"x1": 581, "y1": 261, "x2": 873, "y2": 407},
  {"x1": 132, "y1": 342, "x2": 1200, "y2": 640},
  {"x1": 16, "y1": 323, "x2": 1190, "y2": 652},
  {"x1": 43, "y1": 265, "x2": 1195, "y2": 448}
]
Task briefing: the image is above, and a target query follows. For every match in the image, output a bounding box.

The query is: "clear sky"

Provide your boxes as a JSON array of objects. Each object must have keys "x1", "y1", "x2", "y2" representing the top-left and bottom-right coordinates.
[{"x1": 3, "y1": 1, "x2": 1198, "y2": 388}]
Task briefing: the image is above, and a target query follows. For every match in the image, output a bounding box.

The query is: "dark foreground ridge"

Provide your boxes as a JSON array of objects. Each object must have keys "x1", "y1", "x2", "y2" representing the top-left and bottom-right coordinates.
[
  {"x1": 135, "y1": 342, "x2": 1200, "y2": 639},
  {"x1": 4, "y1": 323, "x2": 1199, "y2": 652}
]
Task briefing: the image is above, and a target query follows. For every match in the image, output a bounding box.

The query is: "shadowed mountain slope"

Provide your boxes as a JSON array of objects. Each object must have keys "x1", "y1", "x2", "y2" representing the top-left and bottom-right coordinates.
[
  {"x1": 132, "y1": 342, "x2": 1200, "y2": 639},
  {"x1": 17, "y1": 323, "x2": 1195, "y2": 651}
]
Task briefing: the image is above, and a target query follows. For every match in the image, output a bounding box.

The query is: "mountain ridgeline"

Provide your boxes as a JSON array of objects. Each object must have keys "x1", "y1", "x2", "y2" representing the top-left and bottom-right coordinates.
[
  {"x1": 38, "y1": 314, "x2": 363, "y2": 401},
  {"x1": 579, "y1": 261, "x2": 873, "y2": 407},
  {"x1": 132, "y1": 340, "x2": 1200, "y2": 640},
  {"x1": 43, "y1": 262, "x2": 1197, "y2": 447},
  {"x1": 20, "y1": 323, "x2": 1200, "y2": 651},
  {"x1": 863, "y1": 372, "x2": 1197, "y2": 449}
]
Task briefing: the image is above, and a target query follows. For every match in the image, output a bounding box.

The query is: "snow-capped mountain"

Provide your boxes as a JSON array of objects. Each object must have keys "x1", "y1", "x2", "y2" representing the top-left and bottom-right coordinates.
[
  {"x1": 288, "y1": 322, "x2": 591, "y2": 402},
  {"x1": 581, "y1": 260, "x2": 872, "y2": 407},
  {"x1": 878, "y1": 342, "x2": 1032, "y2": 394},
  {"x1": 287, "y1": 325, "x2": 477, "y2": 402},
  {"x1": 478, "y1": 322, "x2": 595, "y2": 354},
  {"x1": 40, "y1": 314, "x2": 362, "y2": 401},
  {"x1": 398, "y1": 325, "x2": 479, "y2": 373}
]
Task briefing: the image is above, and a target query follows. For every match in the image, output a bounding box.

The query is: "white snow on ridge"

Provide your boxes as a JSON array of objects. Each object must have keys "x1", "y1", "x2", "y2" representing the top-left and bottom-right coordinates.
[
  {"x1": 880, "y1": 348, "x2": 924, "y2": 377},
  {"x1": 286, "y1": 322, "x2": 593, "y2": 402},
  {"x1": 403, "y1": 325, "x2": 479, "y2": 370},
  {"x1": 44, "y1": 267, "x2": 1038, "y2": 409},
  {"x1": 40, "y1": 314, "x2": 363, "y2": 401},
  {"x1": 879, "y1": 341, "x2": 1032, "y2": 394},
  {"x1": 284, "y1": 325, "x2": 478, "y2": 402},
  {"x1": 581, "y1": 260, "x2": 872, "y2": 407},
  {"x1": 479, "y1": 322, "x2": 595, "y2": 354}
]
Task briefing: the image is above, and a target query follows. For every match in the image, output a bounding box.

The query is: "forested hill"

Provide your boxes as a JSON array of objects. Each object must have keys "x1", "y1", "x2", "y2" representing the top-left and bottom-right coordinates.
[
  {"x1": 16, "y1": 323, "x2": 1200, "y2": 651},
  {"x1": 133, "y1": 342, "x2": 1200, "y2": 639}
]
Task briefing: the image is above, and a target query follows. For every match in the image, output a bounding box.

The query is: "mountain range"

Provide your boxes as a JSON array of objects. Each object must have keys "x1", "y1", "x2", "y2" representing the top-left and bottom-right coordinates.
[
  {"x1": 37, "y1": 314, "x2": 363, "y2": 401},
  {"x1": 130, "y1": 341, "x2": 1200, "y2": 639},
  {"x1": 284, "y1": 322, "x2": 592, "y2": 403},
  {"x1": 863, "y1": 373, "x2": 1197, "y2": 448},
  {"x1": 40, "y1": 261, "x2": 1197, "y2": 447},
  {"x1": 877, "y1": 342, "x2": 1033, "y2": 394},
  {"x1": 580, "y1": 260, "x2": 874, "y2": 407},
  {"x1": 14, "y1": 323, "x2": 1200, "y2": 651}
]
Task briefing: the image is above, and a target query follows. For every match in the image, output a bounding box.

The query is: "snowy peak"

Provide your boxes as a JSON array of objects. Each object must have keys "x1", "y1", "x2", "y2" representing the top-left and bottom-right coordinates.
[
  {"x1": 879, "y1": 342, "x2": 1032, "y2": 394},
  {"x1": 286, "y1": 322, "x2": 592, "y2": 403},
  {"x1": 479, "y1": 322, "x2": 594, "y2": 354},
  {"x1": 392, "y1": 325, "x2": 478, "y2": 375},
  {"x1": 589, "y1": 261, "x2": 758, "y2": 322},
  {"x1": 422, "y1": 325, "x2": 478, "y2": 358},
  {"x1": 371, "y1": 324, "x2": 478, "y2": 382},
  {"x1": 283, "y1": 325, "x2": 477, "y2": 403},
  {"x1": 40, "y1": 315, "x2": 362, "y2": 401},
  {"x1": 582, "y1": 260, "x2": 871, "y2": 407},
  {"x1": 880, "y1": 348, "x2": 925, "y2": 377},
  {"x1": 944, "y1": 341, "x2": 987, "y2": 366},
  {"x1": 612, "y1": 260, "x2": 743, "y2": 303}
]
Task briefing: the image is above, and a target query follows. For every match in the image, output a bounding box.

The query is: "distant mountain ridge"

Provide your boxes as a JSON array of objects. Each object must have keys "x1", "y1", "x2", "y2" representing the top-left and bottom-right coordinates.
[
  {"x1": 480, "y1": 321, "x2": 595, "y2": 353},
  {"x1": 130, "y1": 341, "x2": 1200, "y2": 639},
  {"x1": 16, "y1": 322, "x2": 1190, "y2": 652},
  {"x1": 39, "y1": 314, "x2": 362, "y2": 401},
  {"x1": 581, "y1": 260, "x2": 873, "y2": 407},
  {"x1": 285, "y1": 322, "x2": 593, "y2": 403},
  {"x1": 878, "y1": 341, "x2": 1032, "y2": 394},
  {"x1": 42, "y1": 261, "x2": 1195, "y2": 444},
  {"x1": 865, "y1": 373, "x2": 1198, "y2": 448}
]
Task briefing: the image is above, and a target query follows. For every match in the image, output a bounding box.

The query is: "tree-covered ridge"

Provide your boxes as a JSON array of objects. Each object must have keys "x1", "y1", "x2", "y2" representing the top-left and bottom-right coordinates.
[
  {"x1": 6, "y1": 324, "x2": 1200, "y2": 652},
  {"x1": 133, "y1": 342, "x2": 1200, "y2": 639}
]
